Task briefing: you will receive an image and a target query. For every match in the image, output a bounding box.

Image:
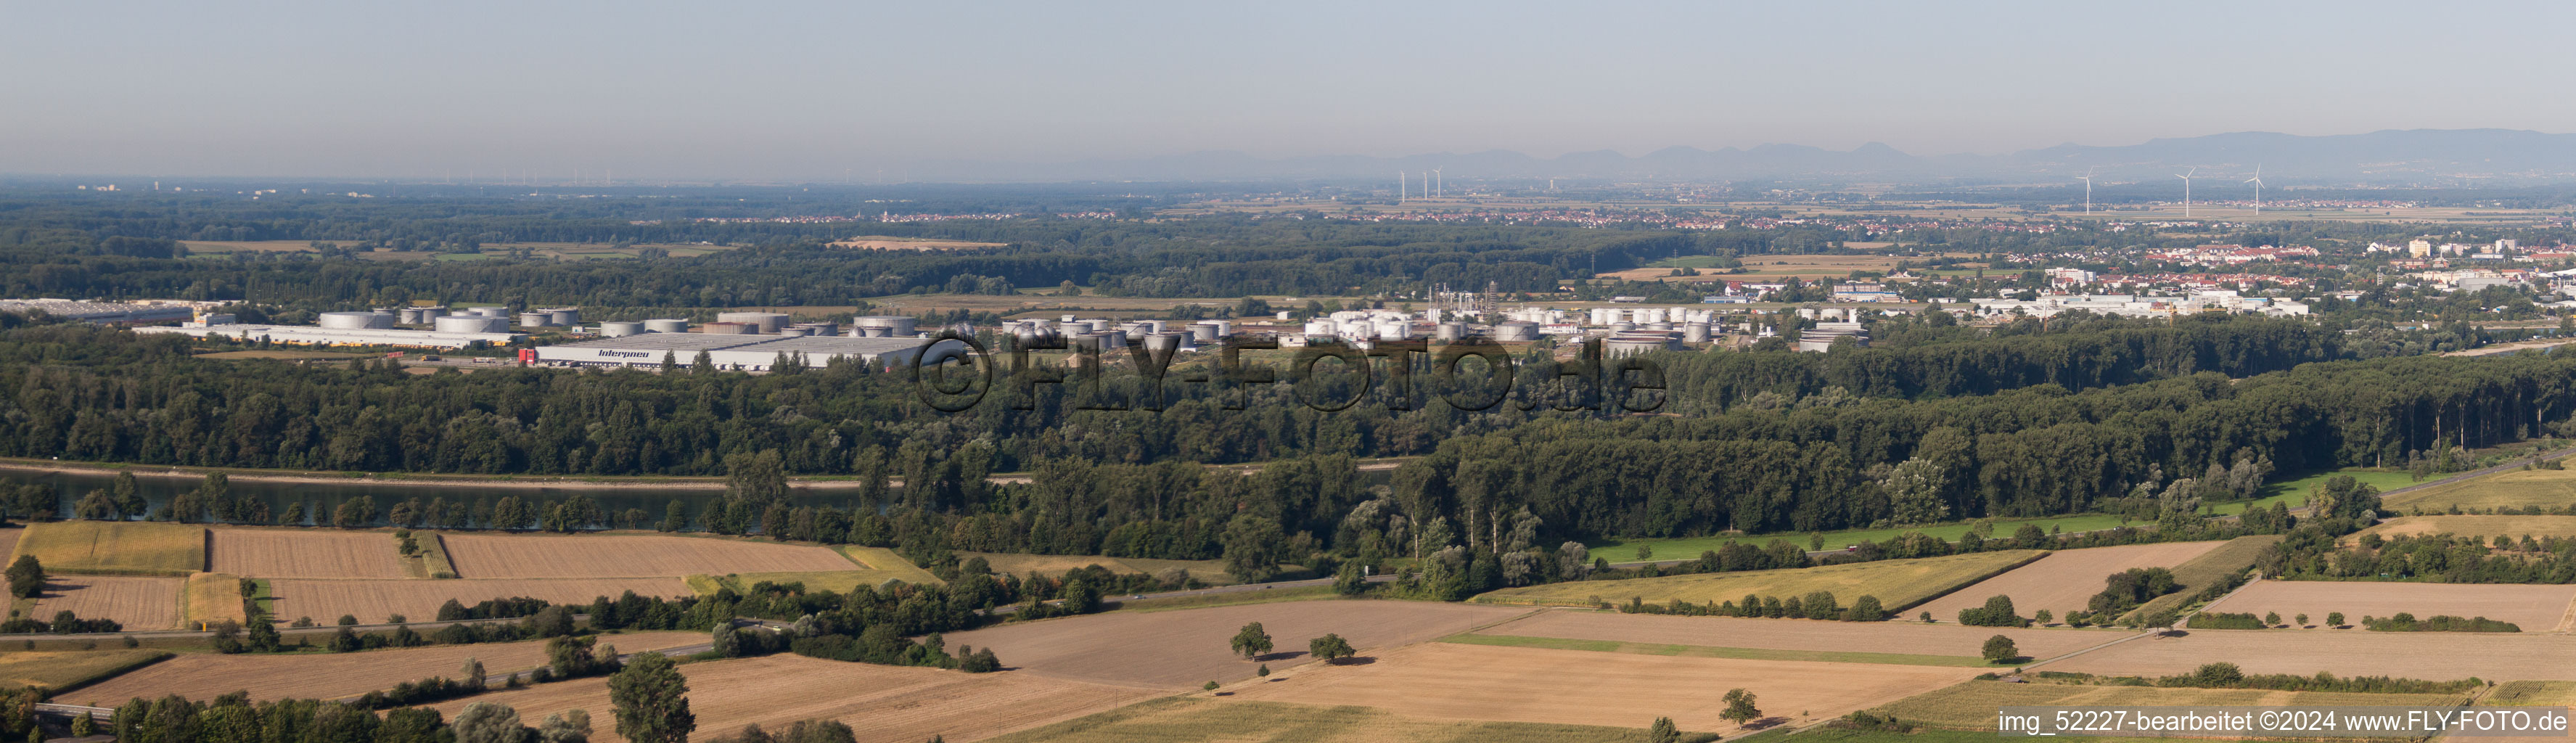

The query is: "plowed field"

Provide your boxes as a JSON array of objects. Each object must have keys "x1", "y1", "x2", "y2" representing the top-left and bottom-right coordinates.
[
  {"x1": 35, "y1": 575, "x2": 181, "y2": 630},
  {"x1": 1476, "y1": 609, "x2": 2116, "y2": 660},
  {"x1": 1913, "y1": 542, "x2": 2226, "y2": 623},
  {"x1": 940, "y1": 599, "x2": 1530, "y2": 688},
  {"x1": 63, "y1": 631, "x2": 707, "y2": 705},
  {"x1": 210, "y1": 528, "x2": 408, "y2": 578}
]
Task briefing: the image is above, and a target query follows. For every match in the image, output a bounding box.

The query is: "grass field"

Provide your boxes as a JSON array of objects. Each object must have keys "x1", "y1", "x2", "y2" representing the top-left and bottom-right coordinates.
[
  {"x1": 2354, "y1": 515, "x2": 2576, "y2": 543},
  {"x1": 181, "y1": 572, "x2": 247, "y2": 629},
  {"x1": 11, "y1": 521, "x2": 206, "y2": 575},
  {"x1": 209, "y1": 528, "x2": 408, "y2": 578},
  {"x1": 408, "y1": 532, "x2": 459, "y2": 578},
  {"x1": 836, "y1": 546, "x2": 943, "y2": 586},
  {"x1": 440, "y1": 533, "x2": 857, "y2": 578},
  {"x1": 1480, "y1": 550, "x2": 2045, "y2": 610},
  {"x1": 983, "y1": 697, "x2": 1699, "y2": 743},
  {"x1": 1871, "y1": 680, "x2": 2469, "y2": 730},
  {"x1": 0, "y1": 649, "x2": 171, "y2": 692},
  {"x1": 2120, "y1": 535, "x2": 2282, "y2": 623},
  {"x1": 2384, "y1": 469, "x2": 2576, "y2": 512},
  {"x1": 1913, "y1": 542, "x2": 2226, "y2": 624},
  {"x1": 36, "y1": 575, "x2": 184, "y2": 629},
  {"x1": 1590, "y1": 517, "x2": 2120, "y2": 565},
  {"x1": 61, "y1": 630, "x2": 707, "y2": 705},
  {"x1": 1113, "y1": 584, "x2": 1342, "y2": 613},
  {"x1": 427, "y1": 654, "x2": 1156, "y2": 743},
  {"x1": 2485, "y1": 681, "x2": 2576, "y2": 705},
  {"x1": 1445, "y1": 633, "x2": 1993, "y2": 667}
]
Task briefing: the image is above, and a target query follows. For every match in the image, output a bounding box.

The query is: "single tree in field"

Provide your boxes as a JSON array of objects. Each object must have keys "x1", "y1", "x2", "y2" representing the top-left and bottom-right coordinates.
[
  {"x1": 538, "y1": 710, "x2": 591, "y2": 743},
  {"x1": 5, "y1": 555, "x2": 42, "y2": 599},
  {"x1": 2294, "y1": 613, "x2": 2309, "y2": 627},
  {"x1": 453, "y1": 702, "x2": 528, "y2": 743},
  {"x1": 607, "y1": 652, "x2": 693, "y2": 743},
  {"x1": 2326, "y1": 612, "x2": 2345, "y2": 628},
  {"x1": 1845, "y1": 595, "x2": 1886, "y2": 622},
  {"x1": 1308, "y1": 633, "x2": 1356, "y2": 664},
  {"x1": 1229, "y1": 622, "x2": 1273, "y2": 660},
  {"x1": 1919, "y1": 611, "x2": 1934, "y2": 623},
  {"x1": 1636, "y1": 544, "x2": 1652, "y2": 561},
  {"x1": 2263, "y1": 612, "x2": 2281, "y2": 627},
  {"x1": 1202, "y1": 681, "x2": 1218, "y2": 691},
  {"x1": 1720, "y1": 689, "x2": 1762, "y2": 725},
  {"x1": 462, "y1": 657, "x2": 487, "y2": 689},
  {"x1": 1649, "y1": 717, "x2": 1681, "y2": 743},
  {"x1": 1982, "y1": 634, "x2": 2019, "y2": 664},
  {"x1": 2033, "y1": 609, "x2": 2054, "y2": 625},
  {"x1": 1255, "y1": 664, "x2": 1269, "y2": 678}
]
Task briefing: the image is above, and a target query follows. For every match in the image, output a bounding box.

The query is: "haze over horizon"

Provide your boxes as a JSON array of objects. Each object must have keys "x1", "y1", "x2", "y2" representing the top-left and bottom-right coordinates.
[{"x1": 7, "y1": 0, "x2": 2571, "y2": 180}]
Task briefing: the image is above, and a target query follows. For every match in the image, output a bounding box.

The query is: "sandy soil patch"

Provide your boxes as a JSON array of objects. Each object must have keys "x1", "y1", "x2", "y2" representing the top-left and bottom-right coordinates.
[
  {"x1": 210, "y1": 528, "x2": 409, "y2": 578},
  {"x1": 441, "y1": 533, "x2": 856, "y2": 578},
  {"x1": 2045, "y1": 630, "x2": 2576, "y2": 681},
  {"x1": 427, "y1": 654, "x2": 1154, "y2": 743},
  {"x1": 940, "y1": 599, "x2": 1531, "y2": 689},
  {"x1": 266, "y1": 578, "x2": 692, "y2": 625},
  {"x1": 61, "y1": 630, "x2": 707, "y2": 705},
  {"x1": 1914, "y1": 542, "x2": 2228, "y2": 622},
  {"x1": 1478, "y1": 609, "x2": 2116, "y2": 659},
  {"x1": 2215, "y1": 580, "x2": 2576, "y2": 632},
  {"x1": 35, "y1": 575, "x2": 181, "y2": 630},
  {"x1": 1223, "y1": 641, "x2": 1978, "y2": 735}
]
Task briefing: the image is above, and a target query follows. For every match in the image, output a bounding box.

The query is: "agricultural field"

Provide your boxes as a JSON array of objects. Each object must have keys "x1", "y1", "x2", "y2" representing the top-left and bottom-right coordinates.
[
  {"x1": 209, "y1": 528, "x2": 409, "y2": 578},
  {"x1": 34, "y1": 575, "x2": 183, "y2": 630},
  {"x1": 962, "y1": 551, "x2": 1234, "y2": 586},
  {"x1": 0, "y1": 649, "x2": 171, "y2": 692},
  {"x1": 1913, "y1": 542, "x2": 2226, "y2": 623},
  {"x1": 0, "y1": 528, "x2": 18, "y2": 563},
  {"x1": 940, "y1": 599, "x2": 1530, "y2": 689},
  {"x1": 263, "y1": 578, "x2": 692, "y2": 625},
  {"x1": 440, "y1": 533, "x2": 858, "y2": 578},
  {"x1": 60, "y1": 630, "x2": 708, "y2": 705},
  {"x1": 1588, "y1": 515, "x2": 2122, "y2": 565},
  {"x1": 427, "y1": 654, "x2": 1157, "y2": 743},
  {"x1": 1473, "y1": 609, "x2": 2113, "y2": 661},
  {"x1": 2464, "y1": 681, "x2": 2576, "y2": 743},
  {"x1": 1871, "y1": 679, "x2": 2469, "y2": 730},
  {"x1": 2214, "y1": 580, "x2": 2576, "y2": 631},
  {"x1": 983, "y1": 697, "x2": 1677, "y2": 743},
  {"x1": 836, "y1": 546, "x2": 943, "y2": 586},
  {"x1": 2384, "y1": 469, "x2": 2576, "y2": 512},
  {"x1": 1222, "y1": 641, "x2": 1978, "y2": 735},
  {"x1": 1444, "y1": 633, "x2": 1995, "y2": 667},
  {"x1": 9, "y1": 521, "x2": 205, "y2": 575},
  {"x1": 2043, "y1": 628, "x2": 2576, "y2": 680},
  {"x1": 2121, "y1": 535, "x2": 2281, "y2": 623},
  {"x1": 2353, "y1": 514, "x2": 2576, "y2": 542},
  {"x1": 181, "y1": 572, "x2": 247, "y2": 628},
  {"x1": 1480, "y1": 550, "x2": 2045, "y2": 610}
]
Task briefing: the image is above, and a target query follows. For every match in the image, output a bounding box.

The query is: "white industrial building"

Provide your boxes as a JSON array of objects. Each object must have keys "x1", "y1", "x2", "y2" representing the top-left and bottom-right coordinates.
[
  {"x1": 1968, "y1": 292, "x2": 2312, "y2": 319},
  {"x1": 533, "y1": 333, "x2": 934, "y2": 371},
  {"x1": 135, "y1": 324, "x2": 525, "y2": 349},
  {"x1": 0, "y1": 299, "x2": 199, "y2": 324}
]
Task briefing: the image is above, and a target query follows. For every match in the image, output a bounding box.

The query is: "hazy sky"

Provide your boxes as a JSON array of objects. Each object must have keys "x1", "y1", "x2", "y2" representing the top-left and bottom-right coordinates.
[{"x1": 5, "y1": 0, "x2": 2568, "y2": 179}]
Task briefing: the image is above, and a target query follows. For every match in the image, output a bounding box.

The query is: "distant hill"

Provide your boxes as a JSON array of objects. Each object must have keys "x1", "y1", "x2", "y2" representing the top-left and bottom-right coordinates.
[{"x1": 901, "y1": 129, "x2": 2576, "y2": 185}]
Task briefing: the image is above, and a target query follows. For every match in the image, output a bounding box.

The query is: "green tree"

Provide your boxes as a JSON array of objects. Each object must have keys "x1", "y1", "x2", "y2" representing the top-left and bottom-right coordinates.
[
  {"x1": 725, "y1": 450, "x2": 789, "y2": 504},
  {"x1": 111, "y1": 472, "x2": 145, "y2": 520},
  {"x1": 1308, "y1": 633, "x2": 1355, "y2": 663},
  {"x1": 1221, "y1": 515, "x2": 1285, "y2": 583},
  {"x1": 454, "y1": 702, "x2": 528, "y2": 743},
  {"x1": 607, "y1": 652, "x2": 694, "y2": 743},
  {"x1": 1229, "y1": 622, "x2": 1273, "y2": 660},
  {"x1": 1648, "y1": 717, "x2": 1680, "y2": 743},
  {"x1": 4, "y1": 555, "x2": 41, "y2": 599},
  {"x1": 2326, "y1": 612, "x2": 2345, "y2": 627},
  {"x1": 1845, "y1": 595, "x2": 1885, "y2": 622},
  {"x1": 1332, "y1": 562, "x2": 1368, "y2": 596},
  {"x1": 1720, "y1": 688, "x2": 1762, "y2": 725},
  {"x1": 1982, "y1": 634, "x2": 2019, "y2": 664},
  {"x1": 538, "y1": 710, "x2": 591, "y2": 743}
]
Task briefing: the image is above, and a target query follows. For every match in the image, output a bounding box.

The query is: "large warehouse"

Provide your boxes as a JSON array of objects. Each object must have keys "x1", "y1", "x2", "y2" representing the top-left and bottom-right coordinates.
[
  {"x1": 135, "y1": 323, "x2": 525, "y2": 349},
  {"x1": 533, "y1": 333, "x2": 935, "y2": 371}
]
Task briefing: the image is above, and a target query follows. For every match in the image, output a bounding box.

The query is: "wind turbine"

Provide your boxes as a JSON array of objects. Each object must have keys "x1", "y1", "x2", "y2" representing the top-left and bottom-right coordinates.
[
  {"x1": 2078, "y1": 167, "x2": 2095, "y2": 215},
  {"x1": 2244, "y1": 165, "x2": 2264, "y2": 215},
  {"x1": 2175, "y1": 167, "x2": 2196, "y2": 218}
]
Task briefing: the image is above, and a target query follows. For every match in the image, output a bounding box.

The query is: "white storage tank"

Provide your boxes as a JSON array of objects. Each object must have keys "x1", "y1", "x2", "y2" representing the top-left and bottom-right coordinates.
[
  {"x1": 545, "y1": 308, "x2": 580, "y2": 326},
  {"x1": 1304, "y1": 320, "x2": 1334, "y2": 336},
  {"x1": 1188, "y1": 322, "x2": 1222, "y2": 342},
  {"x1": 1375, "y1": 320, "x2": 1408, "y2": 341},
  {"x1": 319, "y1": 311, "x2": 393, "y2": 329},
  {"x1": 699, "y1": 321, "x2": 756, "y2": 334},
  {"x1": 469, "y1": 306, "x2": 508, "y2": 318},
  {"x1": 853, "y1": 316, "x2": 917, "y2": 336},
  {"x1": 433, "y1": 315, "x2": 508, "y2": 333},
  {"x1": 644, "y1": 319, "x2": 689, "y2": 333},
  {"x1": 1493, "y1": 321, "x2": 1540, "y2": 342},
  {"x1": 1434, "y1": 321, "x2": 1466, "y2": 342},
  {"x1": 519, "y1": 313, "x2": 554, "y2": 328},
  {"x1": 717, "y1": 312, "x2": 789, "y2": 333},
  {"x1": 599, "y1": 321, "x2": 644, "y2": 337},
  {"x1": 1141, "y1": 332, "x2": 1184, "y2": 355},
  {"x1": 1683, "y1": 321, "x2": 1712, "y2": 343}
]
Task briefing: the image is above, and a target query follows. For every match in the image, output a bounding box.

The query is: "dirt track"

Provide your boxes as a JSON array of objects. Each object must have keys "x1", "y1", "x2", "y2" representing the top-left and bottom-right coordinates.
[
  {"x1": 1475, "y1": 609, "x2": 2117, "y2": 659},
  {"x1": 266, "y1": 578, "x2": 692, "y2": 625},
  {"x1": 426, "y1": 654, "x2": 1156, "y2": 743},
  {"x1": 210, "y1": 528, "x2": 409, "y2": 578},
  {"x1": 63, "y1": 630, "x2": 707, "y2": 705},
  {"x1": 1221, "y1": 641, "x2": 1978, "y2": 735},
  {"x1": 1912, "y1": 542, "x2": 2226, "y2": 623},
  {"x1": 2215, "y1": 581, "x2": 2576, "y2": 632},
  {"x1": 940, "y1": 599, "x2": 1531, "y2": 689},
  {"x1": 441, "y1": 533, "x2": 856, "y2": 578},
  {"x1": 2046, "y1": 630, "x2": 2576, "y2": 680},
  {"x1": 35, "y1": 575, "x2": 181, "y2": 631}
]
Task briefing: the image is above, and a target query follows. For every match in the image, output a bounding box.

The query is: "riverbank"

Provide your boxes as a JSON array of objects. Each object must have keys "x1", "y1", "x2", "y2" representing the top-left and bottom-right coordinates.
[{"x1": 0, "y1": 459, "x2": 868, "y2": 491}]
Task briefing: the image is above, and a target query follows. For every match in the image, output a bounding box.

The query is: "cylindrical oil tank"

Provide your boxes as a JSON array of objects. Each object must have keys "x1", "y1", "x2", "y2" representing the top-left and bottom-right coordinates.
[
  {"x1": 1304, "y1": 320, "x2": 1334, "y2": 336},
  {"x1": 519, "y1": 313, "x2": 553, "y2": 327},
  {"x1": 1119, "y1": 321, "x2": 1149, "y2": 339},
  {"x1": 546, "y1": 308, "x2": 580, "y2": 326},
  {"x1": 1683, "y1": 321, "x2": 1712, "y2": 343},
  {"x1": 599, "y1": 321, "x2": 644, "y2": 337},
  {"x1": 793, "y1": 321, "x2": 840, "y2": 336},
  {"x1": 1188, "y1": 322, "x2": 1221, "y2": 342},
  {"x1": 1646, "y1": 321, "x2": 1674, "y2": 331},
  {"x1": 858, "y1": 326, "x2": 891, "y2": 338},
  {"x1": 1605, "y1": 332, "x2": 1675, "y2": 358},
  {"x1": 1210, "y1": 320, "x2": 1231, "y2": 336},
  {"x1": 396, "y1": 308, "x2": 425, "y2": 324},
  {"x1": 319, "y1": 311, "x2": 393, "y2": 329},
  {"x1": 852, "y1": 316, "x2": 917, "y2": 336},
  {"x1": 644, "y1": 319, "x2": 689, "y2": 333},
  {"x1": 469, "y1": 306, "x2": 507, "y2": 318},
  {"x1": 1142, "y1": 332, "x2": 1184, "y2": 355},
  {"x1": 432, "y1": 315, "x2": 507, "y2": 333},
  {"x1": 716, "y1": 312, "x2": 789, "y2": 333},
  {"x1": 699, "y1": 321, "x2": 755, "y2": 334},
  {"x1": 1144, "y1": 320, "x2": 1166, "y2": 334},
  {"x1": 1086, "y1": 331, "x2": 1127, "y2": 350},
  {"x1": 1376, "y1": 321, "x2": 1407, "y2": 341},
  {"x1": 1434, "y1": 321, "x2": 1466, "y2": 342},
  {"x1": 1609, "y1": 321, "x2": 1635, "y2": 332},
  {"x1": 1059, "y1": 321, "x2": 1093, "y2": 335},
  {"x1": 1493, "y1": 321, "x2": 1540, "y2": 342}
]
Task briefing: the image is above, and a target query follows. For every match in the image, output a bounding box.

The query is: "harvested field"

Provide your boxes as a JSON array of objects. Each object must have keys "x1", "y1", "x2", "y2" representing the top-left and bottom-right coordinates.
[
  {"x1": 35, "y1": 575, "x2": 182, "y2": 630},
  {"x1": 2385, "y1": 469, "x2": 2576, "y2": 512},
  {"x1": 0, "y1": 650, "x2": 170, "y2": 692},
  {"x1": 2122, "y1": 535, "x2": 2281, "y2": 623},
  {"x1": 181, "y1": 572, "x2": 247, "y2": 628},
  {"x1": 940, "y1": 599, "x2": 1530, "y2": 689},
  {"x1": 983, "y1": 697, "x2": 1674, "y2": 743},
  {"x1": 62, "y1": 630, "x2": 707, "y2": 706},
  {"x1": 837, "y1": 546, "x2": 943, "y2": 586},
  {"x1": 2216, "y1": 580, "x2": 2576, "y2": 631},
  {"x1": 1223, "y1": 641, "x2": 1978, "y2": 734},
  {"x1": 1475, "y1": 609, "x2": 2115, "y2": 660},
  {"x1": 440, "y1": 533, "x2": 856, "y2": 578},
  {"x1": 210, "y1": 528, "x2": 408, "y2": 578},
  {"x1": 1476, "y1": 550, "x2": 2044, "y2": 610},
  {"x1": 2354, "y1": 515, "x2": 2576, "y2": 543},
  {"x1": 426, "y1": 654, "x2": 1156, "y2": 743},
  {"x1": 0, "y1": 528, "x2": 20, "y2": 563},
  {"x1": 2044, "y1": 630, "x2": 2576, "y2": 680},
  {"x1": 2463, "y1": 681, "x2": 2576, "y2": 743},
  {"x1": 1874, "y1": 679, "x2": 2469, "y2": 729},
  {"x1": 266, "y1": 578, "x2": 692, "y2": 625},
  {"x1": 10, "y1": 521, "x2": 204, "y2": 575},
  {"x1": 1915, "y1": 542, "x2": 2226, "y2": 623}
]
